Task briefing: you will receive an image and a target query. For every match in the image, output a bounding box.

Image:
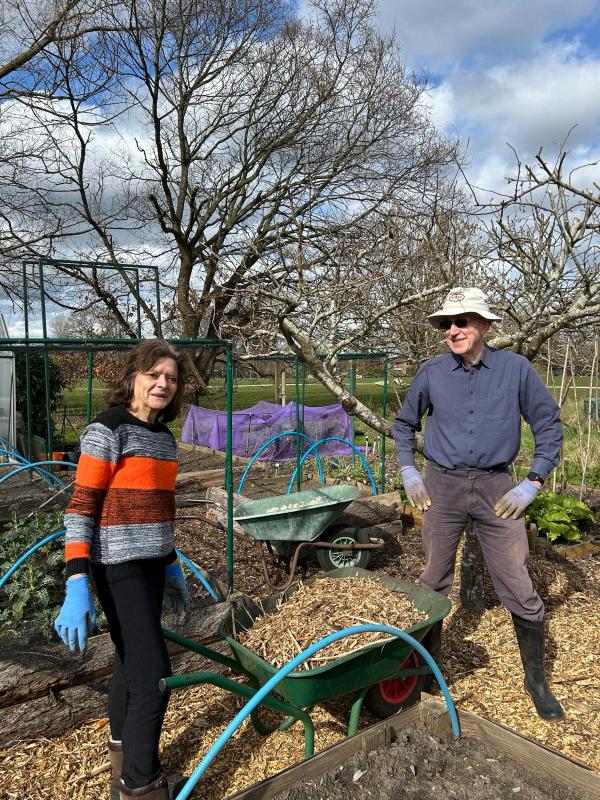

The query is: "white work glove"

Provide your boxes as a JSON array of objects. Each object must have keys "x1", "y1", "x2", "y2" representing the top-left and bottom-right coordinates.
[
  {"x1": 401, "y1": 466, "x2": 431, "y2": 511},
  {"x1": 495, "y1": 479, "x2": 541, "y2": 520}
]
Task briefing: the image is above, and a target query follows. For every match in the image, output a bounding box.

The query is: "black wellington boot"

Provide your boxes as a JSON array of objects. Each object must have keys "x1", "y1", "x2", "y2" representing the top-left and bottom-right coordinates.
[
  {"x1": 512, "y1": 614, "x2": 565, "y2": 722},
  {"x1": 116, "y1": 771, "x2": 188, "y2": 800},
  {"x1": 422, "y1": 620, "x2": 443, "y2": 692}
]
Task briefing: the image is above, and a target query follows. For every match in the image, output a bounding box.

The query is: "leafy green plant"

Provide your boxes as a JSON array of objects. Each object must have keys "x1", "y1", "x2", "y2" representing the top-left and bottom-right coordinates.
[
  {"x1": 15, "y1": 351, "x2": 65, "y2": 443},
  {"x1": 329, "y1": 457, "x2": 372, "y2": 484},
  {"x1": 0, "y1": 510, "x2": 66, "y2": 639},
  {"x1": 525, "y1": 491, "x2": 594, "y2": 543}
]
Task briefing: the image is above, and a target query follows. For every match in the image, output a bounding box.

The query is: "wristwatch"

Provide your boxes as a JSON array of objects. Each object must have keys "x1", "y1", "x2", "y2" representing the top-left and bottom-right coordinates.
[{"x1": 527, "y1": 471, "x2": 545, "y2": 484}]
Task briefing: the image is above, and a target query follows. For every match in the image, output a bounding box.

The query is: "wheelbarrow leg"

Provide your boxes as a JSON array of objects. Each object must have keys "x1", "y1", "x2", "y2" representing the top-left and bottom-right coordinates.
[
  {"x1": 249, "y1": 699, "x2": 314, "y2": 758},
  {"x1": 347, "y1": 685, "x2": 369, "y2": 737},
  {"x1": 161, "y1": 670, "x2": 316, "y2": 758}
]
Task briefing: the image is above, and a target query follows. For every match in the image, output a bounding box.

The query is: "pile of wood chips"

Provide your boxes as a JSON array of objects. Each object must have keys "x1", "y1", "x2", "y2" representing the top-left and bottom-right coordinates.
[
  {"x1": 239, "y1": 576, "x2": 427, "y2": 669},
  {"x1": 1, "y1": 536, "x2": 599, "y2": 800}
]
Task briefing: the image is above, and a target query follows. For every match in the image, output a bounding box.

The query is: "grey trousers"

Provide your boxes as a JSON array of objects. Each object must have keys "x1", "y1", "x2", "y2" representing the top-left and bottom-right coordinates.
[{"x1": 421, "y1": 461, "x2": 544, "y2": 621}]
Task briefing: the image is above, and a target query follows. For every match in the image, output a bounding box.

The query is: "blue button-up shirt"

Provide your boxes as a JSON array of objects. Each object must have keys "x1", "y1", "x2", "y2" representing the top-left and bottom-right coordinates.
[{"x1": 392, "y1": 346, "x2": 562, "y2": 479}]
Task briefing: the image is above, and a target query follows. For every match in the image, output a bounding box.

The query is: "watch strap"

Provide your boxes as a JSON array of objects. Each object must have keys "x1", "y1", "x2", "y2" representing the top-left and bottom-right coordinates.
[{"x1": 527, "y1": 471, "x2": 545, "y2": 484}]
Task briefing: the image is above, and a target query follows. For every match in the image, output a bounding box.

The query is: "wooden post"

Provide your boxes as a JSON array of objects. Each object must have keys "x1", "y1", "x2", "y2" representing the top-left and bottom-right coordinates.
[{"x1": 280, "y1": 370, "x2": 286, "y2": 405}]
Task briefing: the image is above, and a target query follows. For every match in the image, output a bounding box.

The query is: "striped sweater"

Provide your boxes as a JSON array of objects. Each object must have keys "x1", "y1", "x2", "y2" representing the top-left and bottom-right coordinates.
[{"x1": 64, "y1": 405, "x2": 177, "y2": 577}]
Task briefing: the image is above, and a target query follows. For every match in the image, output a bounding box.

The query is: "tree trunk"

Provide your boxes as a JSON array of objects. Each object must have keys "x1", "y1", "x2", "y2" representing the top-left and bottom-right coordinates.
[
  {"x1": 459, "y1": 520, "x2": 486, "y2": 612},
  {"x1": 0, "y1": 643, "x2": 231, "y2": 746},
  {"x1": 0, "y1": 599, "x2": 233, "y2": 711},
  {"x1": 0, "y1": 598, "x2": 244, "y2": 744}
]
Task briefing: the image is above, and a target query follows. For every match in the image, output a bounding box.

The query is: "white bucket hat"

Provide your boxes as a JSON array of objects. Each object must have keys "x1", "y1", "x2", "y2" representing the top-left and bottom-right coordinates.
[{"x1": 427, "y1": 287, "x2": 501, "y2": 326}]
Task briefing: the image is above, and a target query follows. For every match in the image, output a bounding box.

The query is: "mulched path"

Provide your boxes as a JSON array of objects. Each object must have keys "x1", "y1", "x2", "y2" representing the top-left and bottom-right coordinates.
[{"x1": 1, "y1": 446, "x2": 599, "y2": 799}]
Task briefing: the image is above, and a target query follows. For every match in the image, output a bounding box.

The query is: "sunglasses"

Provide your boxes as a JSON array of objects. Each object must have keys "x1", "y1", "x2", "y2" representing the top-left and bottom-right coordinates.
[{"x1": 437, "y1": 317, "x2": 470, "y2": 331}]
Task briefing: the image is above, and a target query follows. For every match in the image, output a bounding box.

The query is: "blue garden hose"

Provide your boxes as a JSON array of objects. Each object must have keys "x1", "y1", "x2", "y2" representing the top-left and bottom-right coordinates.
[
  {"x1": 237, "y1": 431, "x2": 324, "y2": 494},
  {"x1": 0, "y1": 445, "x2": 21, "y2": 460},
  {"x1": 176, "y1": 550, "x2": 220, "y2": 602},
  {"x1": 0, "y1": 529, "x2": 66, "y2": 590},
  {"x1": 0, "y1": 460, "x2": 74, "y2": 491},
  {"x1": 0, "y1": 449, "x2": 68, "y2": 492},
  {"x1": 0, "y1": 531, "x2": 219, "y2": 602},
  {"x1": 287, "y1": 437, "x2": 378, "y2": 495},
  {"x1": 0, "y1": 435, "x2": 13, "y2": 450},
  {"x1": 174, "y1": 623, "x2": 459, "y2": 800}
]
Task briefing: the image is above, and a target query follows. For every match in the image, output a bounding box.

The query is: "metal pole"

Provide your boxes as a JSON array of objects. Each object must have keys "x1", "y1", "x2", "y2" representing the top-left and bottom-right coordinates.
[
  {"x1": 86, "y1": 351, "x2": 94, "y2": 423},
  {"x1": 381, "y1": 355, "x2": 388, "y2": 493},
  {"x1": 155, "y1": 269, "x2": 162, "y2": 336},
  {"x1": 225, "y1": 345, "x2": 234, "y2": 594},
  {"x1": 301, "y1": 362, "x2": 306, "y2": 434},
  {"x1": 135, "y1": 269, "x2": 142, "y2": 337},
  {"x1": 349, "y1": 362, "x2": 356, "y2": 464},
  {"x1": 38, "y1": 261, "x2": 53, "y2": 457},
  {"x1": 295, "y1": 357, "x2": 301, "y2": 492},
  {"x1": 22, "y1": 263, "x2": 33, "y2": 459}
]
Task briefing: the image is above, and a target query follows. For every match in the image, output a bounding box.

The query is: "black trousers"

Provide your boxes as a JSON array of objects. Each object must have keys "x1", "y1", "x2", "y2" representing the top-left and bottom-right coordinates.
[{"x1": 91, "y1": 558, "x2": 172, "y2": 789}]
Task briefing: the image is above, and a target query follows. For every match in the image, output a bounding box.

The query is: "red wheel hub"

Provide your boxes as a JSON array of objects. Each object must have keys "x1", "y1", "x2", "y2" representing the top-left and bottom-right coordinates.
[{"x1": 378, "y1": 652, "x2": 419, "y2": 703}]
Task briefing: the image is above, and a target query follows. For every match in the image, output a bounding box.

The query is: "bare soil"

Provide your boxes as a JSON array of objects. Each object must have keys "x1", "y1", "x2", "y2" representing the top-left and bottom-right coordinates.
[
  {"x1": 273, "y1": 725, "x2": 585, "y2": 800},
  {"x1": 0, "y1": 465, "x2": 73, "y2": 523}
]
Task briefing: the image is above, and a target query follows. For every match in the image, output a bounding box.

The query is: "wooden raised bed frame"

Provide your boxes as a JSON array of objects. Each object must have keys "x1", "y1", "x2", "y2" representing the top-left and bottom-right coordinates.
[{"x1": 227, "y1": 695, "x2": 600, "y2": 800}]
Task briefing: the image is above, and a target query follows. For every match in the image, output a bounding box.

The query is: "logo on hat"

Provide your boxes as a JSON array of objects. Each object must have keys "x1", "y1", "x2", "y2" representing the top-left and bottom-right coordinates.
[{"x1": 449, "y1": 292, "x2": 465, "y2": 301}]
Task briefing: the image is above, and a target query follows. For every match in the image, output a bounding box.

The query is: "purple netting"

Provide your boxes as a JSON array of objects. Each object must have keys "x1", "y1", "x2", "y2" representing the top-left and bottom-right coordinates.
[{"x1": 181, "y1": 401, "x2": 354, "y2": 460}]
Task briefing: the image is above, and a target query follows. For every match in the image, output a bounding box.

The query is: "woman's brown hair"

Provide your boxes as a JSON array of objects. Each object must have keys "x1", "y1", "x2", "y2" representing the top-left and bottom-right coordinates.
[{"x1": 107, "y1": 339, "x2": 189, "y2": 423}]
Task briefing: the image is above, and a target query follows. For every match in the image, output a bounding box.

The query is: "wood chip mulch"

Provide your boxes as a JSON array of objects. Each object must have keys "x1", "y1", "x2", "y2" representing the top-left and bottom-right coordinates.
[
  {"x1": 239, "y1": 576, "x2": 427, "y2": 670},
  {"x1": 1, "y1": 509, "x2": 599, "y2": 798}
]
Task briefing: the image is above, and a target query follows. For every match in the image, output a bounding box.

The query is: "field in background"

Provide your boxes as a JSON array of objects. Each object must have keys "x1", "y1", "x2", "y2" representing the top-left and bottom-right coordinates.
[{"x1": 57, "y1": 374, "x2": 600, "y2": 490}]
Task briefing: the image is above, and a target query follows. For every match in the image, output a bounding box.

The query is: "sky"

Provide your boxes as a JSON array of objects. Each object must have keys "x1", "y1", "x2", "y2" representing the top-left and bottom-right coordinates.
[
  {"x1": 4, "y1": 0, "x2": 600, "y2": 336},
  {"x1": 374, "y1": 0, "x2": 600, "y2": 198}
]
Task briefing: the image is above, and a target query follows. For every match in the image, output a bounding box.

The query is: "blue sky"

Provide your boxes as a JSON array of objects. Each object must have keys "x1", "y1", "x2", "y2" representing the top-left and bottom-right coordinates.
[
  {"x1": 4, "y1": 0, "x2": 600, "y2": 337},
  {"x1": 372, "y1": 0, "x2": 600, "y2": 197}
]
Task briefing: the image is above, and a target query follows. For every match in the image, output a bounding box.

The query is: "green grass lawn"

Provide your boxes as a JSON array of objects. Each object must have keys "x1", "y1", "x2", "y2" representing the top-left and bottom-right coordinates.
[{"x1": 56, "y1": 374, "x2": 600, "y2": 489}]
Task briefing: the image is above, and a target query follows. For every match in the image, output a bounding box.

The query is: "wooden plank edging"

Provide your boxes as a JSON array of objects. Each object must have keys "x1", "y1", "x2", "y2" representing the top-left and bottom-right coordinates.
[
  {"x1": 226, "y1": 696, "x2": 600, "y2": 800},
  {"x1": 226, "y1": 706, "x2": 422, "y2": 800},
  {"x1": 456, "y1": 705, "x2": 600, "y2": 798}
]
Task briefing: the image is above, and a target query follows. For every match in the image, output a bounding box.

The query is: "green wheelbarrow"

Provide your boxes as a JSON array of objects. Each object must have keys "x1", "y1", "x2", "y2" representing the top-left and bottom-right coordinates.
[
  {"x1": 232, "y1": 485, "x2": 384, "y2": 590},
  {"x1": 161, "y1": 568, "x2": 451, "y2": 758}
]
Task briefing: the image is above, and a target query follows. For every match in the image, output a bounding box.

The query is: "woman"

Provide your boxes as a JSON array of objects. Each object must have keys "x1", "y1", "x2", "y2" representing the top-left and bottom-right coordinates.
[{"x1": 54, "y1": 339, "x2": 190, "y2": 799}]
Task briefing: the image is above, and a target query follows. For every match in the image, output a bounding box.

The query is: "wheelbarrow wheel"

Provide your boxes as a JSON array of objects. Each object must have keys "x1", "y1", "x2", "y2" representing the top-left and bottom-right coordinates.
[
  {"x1": 316, "y1": 526, "x2": 372, "y2": 571},
  {"x1": 364, "y1": 651, "x2": 424, "y2": 718}
]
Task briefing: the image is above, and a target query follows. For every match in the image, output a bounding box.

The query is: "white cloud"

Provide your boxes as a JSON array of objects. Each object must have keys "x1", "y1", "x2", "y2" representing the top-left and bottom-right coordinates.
[
  {"x1": 425, "y1": 81, "x2": 455, "y2": 131},
  {"x1": 426, "y1": 40, "x2": 600, "y2": 193},
  {"x1": 376, "y1": 0, "x2": 598, "y2": 66}
]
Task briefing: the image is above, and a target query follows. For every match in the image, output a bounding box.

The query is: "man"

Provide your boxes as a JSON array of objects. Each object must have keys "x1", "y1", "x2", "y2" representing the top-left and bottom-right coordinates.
[{"x1": 392, "y1": 287, "x2": 564, "y2": 721}]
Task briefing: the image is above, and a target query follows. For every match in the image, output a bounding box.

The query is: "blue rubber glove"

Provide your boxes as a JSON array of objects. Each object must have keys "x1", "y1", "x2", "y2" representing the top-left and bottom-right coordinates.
[
  {"x1": 495, "y1": 479, "x2": 541, "y2": 520},
  {"x1": 164, "y1": 562, "x2": 189, "y2": 615},
  {"x1": 401, "y1": 466, "x2": 431, "y2": 511},
  {"x1": 54, "y1": 575, "x2": 96, "y2": 653}
]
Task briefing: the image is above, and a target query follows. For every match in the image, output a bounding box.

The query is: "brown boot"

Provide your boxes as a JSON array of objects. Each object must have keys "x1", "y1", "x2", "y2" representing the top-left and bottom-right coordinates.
[
  {"x1": 108, "y1": 739, "x2": 122, "y2": 779},
  {"x1": 119, "y1": 773, "x2": 168, "y2": 799}
]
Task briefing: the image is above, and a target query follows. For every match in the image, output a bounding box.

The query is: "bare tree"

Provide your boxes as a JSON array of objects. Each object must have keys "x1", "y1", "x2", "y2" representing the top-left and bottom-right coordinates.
[
  {"x1": 478, "y1": 146, "x2": 600, "y2": 358},
  {"x1": 0, "y1": 0, "x2": 126, "y2": 299},
  {"x1": 246, "y1": 183, "x2": 470, "y2": 435},
  {"x1": 0, "y1": 0, "x2": 107, "y2": 84},
  {"x1": 2, "y1": 0, "x2": 460, "y2": 397}
]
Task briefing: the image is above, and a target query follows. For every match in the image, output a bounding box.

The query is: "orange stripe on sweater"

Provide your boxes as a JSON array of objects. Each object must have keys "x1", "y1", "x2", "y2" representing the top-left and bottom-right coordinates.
[
  {"x1": 66, "y1": 542, "x2": 90, "y2": 560},
  {"x1": 76, "y1": 453, "x2": 117, "y2": 489},
  {"x1": 109, "y1": 456, "x2": 177, "y2": 490}
]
